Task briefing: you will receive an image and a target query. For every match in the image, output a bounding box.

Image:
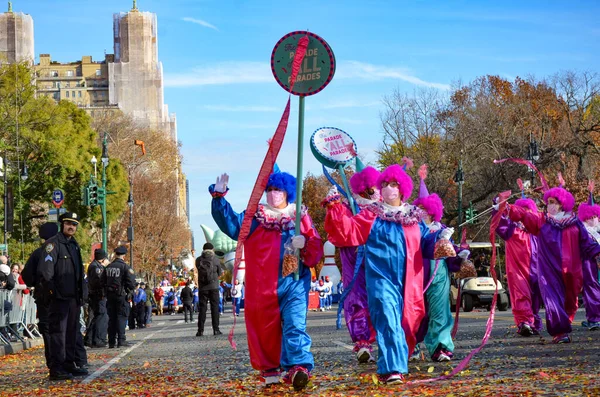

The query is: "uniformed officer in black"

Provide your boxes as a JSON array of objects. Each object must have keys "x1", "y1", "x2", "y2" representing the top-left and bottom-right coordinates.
[
  {"x1": 37, "y1": 212, "x2": 88, "y2": 381},
  {"x1": 103, "y1": 245, "x2": 136, "y2": 348},
  {"x1": 21, "y1": 222, "x2": 59, "y2": 370},
  {"x1": 84, "y1": 248, "x2": 109, "y2": 348}
]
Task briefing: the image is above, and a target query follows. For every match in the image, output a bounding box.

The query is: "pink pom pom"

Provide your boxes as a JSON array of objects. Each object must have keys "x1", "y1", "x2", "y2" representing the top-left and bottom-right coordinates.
[
  {"x1": 418, "y1": 164, "x2": 428, "y2": 180},
  {"x1": 517, "y1": 178, "x2": 524, "y2": 192},
  {"x1": 557, "y1": 172, "x2": 566, "y2": 187},
  {"x1": 401, "y1": 157, "x2": 414, "y2": 170}
]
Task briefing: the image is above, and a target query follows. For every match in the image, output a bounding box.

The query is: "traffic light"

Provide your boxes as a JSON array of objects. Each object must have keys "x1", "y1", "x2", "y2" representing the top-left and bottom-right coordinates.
[
  {"x1": 89, "y1": 184, "x2": 99, "y2": 207},
  {"x1": 466, "y1": 201, "x2": 478, "y2": 224},
  {"x1": 97, "y1": 187, "x2": 106, "y2": 206},
  {"x1": 82, "y1": 185, "x2": 90, "y2": 206}
]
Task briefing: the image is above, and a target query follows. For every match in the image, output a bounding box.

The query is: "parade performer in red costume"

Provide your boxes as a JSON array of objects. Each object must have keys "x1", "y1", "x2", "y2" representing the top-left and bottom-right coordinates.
[{"x1": 210, "y1": 169, "x2": 323, "y2": 390}]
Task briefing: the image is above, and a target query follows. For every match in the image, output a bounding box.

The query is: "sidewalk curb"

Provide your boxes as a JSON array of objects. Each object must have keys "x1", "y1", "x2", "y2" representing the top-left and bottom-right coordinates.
[{"x1": 0, "y1": 338, "x2": 44, "y2": 357}]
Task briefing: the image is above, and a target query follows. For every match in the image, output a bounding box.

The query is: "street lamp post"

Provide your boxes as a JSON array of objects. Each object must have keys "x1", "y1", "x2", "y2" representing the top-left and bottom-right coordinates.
[
  {"x1": 526, "y1": 137, "x2": 540, "y2": 187},
  {"x1": 127, "y1": 187, "x2": 134, "y2": 268},
  {"x1": 2, "y1": 151, "x2": 28, "y2": 255},
  {"x1": 454, "y1": 160, "x2": 465, "y2": 239},
  {"x1": 101, "y1": 133, "x2": 109, "y2": 252},
  {"x1": 90, "y1": 156, "x2": 97, "y2": 180}
]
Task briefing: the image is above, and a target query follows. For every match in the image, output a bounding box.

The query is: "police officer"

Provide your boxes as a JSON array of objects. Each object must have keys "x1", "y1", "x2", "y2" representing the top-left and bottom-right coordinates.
[
  {"x1": 21, "y1": 222, "x2": 59, "y2": 369},
  {"x1": 103, "y1": 245, "x2": 136, "y2": 348},
  {"x1": 37, "y1": 212, "x2": 88, "y2": 381},
  {"x1": 84, "y1": 249, "x2": 109, "y2": 348}
]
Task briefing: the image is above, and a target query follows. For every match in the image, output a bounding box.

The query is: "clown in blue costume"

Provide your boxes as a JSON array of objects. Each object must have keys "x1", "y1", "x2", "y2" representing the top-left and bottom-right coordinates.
[
  {"x1": 210, "y1": 170, "x2": 323, "y2": 390},
  {"x1": 324, "y1": 163, "x2": 454, "y2": 384}
]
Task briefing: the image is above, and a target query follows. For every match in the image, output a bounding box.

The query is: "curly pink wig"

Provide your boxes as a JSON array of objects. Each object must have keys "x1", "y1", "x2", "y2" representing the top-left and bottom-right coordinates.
[
  {"x1": 413, "y1": 193, "x2": 444, "y2": 222},
  {"x1": 377, "y1": 164, "x2": 413, "y2": 200},
  {"x1": 578, "y1": 203, "x2": 600, "y2": 222},
  {"x1": 349, "y1": 166, "x2": 380, "y2": 195},
  {"x1": 514, "y1": 198, "x2": 538, "y2": 213},
  {"x1": 543, "y1": 187, "x2": 575, "y2": 212}
]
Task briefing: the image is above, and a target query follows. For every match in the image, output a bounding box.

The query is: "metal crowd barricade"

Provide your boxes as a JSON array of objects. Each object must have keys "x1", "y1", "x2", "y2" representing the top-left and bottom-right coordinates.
[
  {"x1": 0, "y1": 289, "x2": 9, "y2": 344},
  {"x1": 0, "y1": 289, "x2": 41, "y2": 345}
]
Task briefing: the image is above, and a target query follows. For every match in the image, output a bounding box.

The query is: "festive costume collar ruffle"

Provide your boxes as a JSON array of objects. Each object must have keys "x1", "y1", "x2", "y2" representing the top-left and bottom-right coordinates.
[
  {"x1": 585, "y1": 225, "x2": 600, "y2": 244},
  {"x1": 367, "y1": 201, "x2": 424, "y2": 225},
  {"x1": 546, "y1": 211, "x2": 578, "y2": 229},
  {"x1": 351, "y1": 194, "x2": 379, "y2": 209},
  {"x1": 255, "y1": 203, "x2": 306, "y2": 231},
  {"x1": 426, "y1": 221, "x2": 442, "y2": 232}
]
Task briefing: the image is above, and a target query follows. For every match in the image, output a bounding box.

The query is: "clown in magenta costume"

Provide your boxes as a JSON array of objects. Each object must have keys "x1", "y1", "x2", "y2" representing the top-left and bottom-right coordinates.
[
  {"x1": 577, "y1": 182, "x2": 600, "y2": 330},
  {"x1": 412, "y1": 164, "x2": 468, "y2": 362},
  {"x1": 333, "y1": 165, "x2": 380, "y2": 364},
  {"x1": 508, "y1": 176, "x2": 600, "y2": 343},
  {"x1": 496, "y1": 190, "x2": 543, "y2": 336},
  {"x1": 324, "y1": 163, "x2": 450, "y2": 384},
  {"x1": 209, "y1": 171, "x2": 323, "y2": 388}
]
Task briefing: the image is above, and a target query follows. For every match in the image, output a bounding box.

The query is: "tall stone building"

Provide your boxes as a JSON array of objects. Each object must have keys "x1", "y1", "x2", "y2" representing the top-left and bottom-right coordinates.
[{"x1": 0, "y1": 2, "x2": 33, "y2": 64}]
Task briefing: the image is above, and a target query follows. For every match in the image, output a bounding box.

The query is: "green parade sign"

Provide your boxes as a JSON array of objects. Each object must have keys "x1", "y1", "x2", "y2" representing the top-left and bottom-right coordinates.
[{"x1": 271, "y1": 31, "x2": 336, "y2": 97}]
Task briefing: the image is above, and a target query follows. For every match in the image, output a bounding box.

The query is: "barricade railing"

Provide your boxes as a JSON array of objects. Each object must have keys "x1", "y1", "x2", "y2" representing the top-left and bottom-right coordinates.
[{"x1": 0, "y1": 288, "x2": 41, "y2": 345}]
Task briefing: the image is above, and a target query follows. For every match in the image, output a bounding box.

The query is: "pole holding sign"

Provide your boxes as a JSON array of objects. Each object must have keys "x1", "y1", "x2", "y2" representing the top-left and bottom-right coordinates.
[
  {"x1": 310, "y1": 127, "x2": 359, "y2": 214},
  {"x1": 271, "y1": 31, "x2": 336, "y2": 280}
]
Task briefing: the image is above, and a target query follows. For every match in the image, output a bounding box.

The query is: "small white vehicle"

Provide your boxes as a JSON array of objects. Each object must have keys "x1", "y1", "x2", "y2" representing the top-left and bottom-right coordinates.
[{"x1": 450, "y1": 276, "x2": 509, "y2": 312}]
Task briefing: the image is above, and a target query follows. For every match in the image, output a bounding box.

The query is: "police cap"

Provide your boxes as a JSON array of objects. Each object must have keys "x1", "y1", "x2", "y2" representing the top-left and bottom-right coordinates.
[
  {"x1": 94, "y1": 249, "x2": 108, "y2": 260},
  {"x1": 115, "y1": 246, "x2": 127, "y2": 255},
  {"x1": 59, "y1": 212, "x2": 80, "y2": 225}
]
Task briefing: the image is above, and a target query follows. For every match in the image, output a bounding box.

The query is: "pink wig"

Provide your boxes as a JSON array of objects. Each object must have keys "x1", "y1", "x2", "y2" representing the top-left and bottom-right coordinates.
[
  {"x1": 578, "y1": 203, "x2": 600, "y2": 222},
  {"x1": 349, "y1": 166, "x2": 380, "y2": 195},
  {"x1": 514, "y1": 198, "x2": 537, "y2": 213},
  {"x1": 377, "y1": 164, "x2": 413, "y2": 200},
  {"x1": 413, "y1": 193, "x2": 444, "y2": 222},
  {"x1": 543, "y1": 187, "x2": 575, "y2": 212}
]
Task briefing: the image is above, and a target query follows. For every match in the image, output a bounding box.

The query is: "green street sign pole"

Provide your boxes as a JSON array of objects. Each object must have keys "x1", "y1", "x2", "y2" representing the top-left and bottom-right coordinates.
[
  {"x1": 101, "y1": 134, "x2": 108, "y2": 253},
  {"x1": 294, "y1": 96, "x2": 306, "y2": 281}
]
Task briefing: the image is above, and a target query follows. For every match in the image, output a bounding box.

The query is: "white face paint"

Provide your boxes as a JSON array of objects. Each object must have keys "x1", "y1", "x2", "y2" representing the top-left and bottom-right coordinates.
[
  {"x1": 267, "y1": 190, "x2": 286, "y2": 208},
  {"x1": 382, "y1": 185, "x2": 400, "y2": 204},
  {"x1": 547, "y1": 203, "x2": 561, "y2": 216}
]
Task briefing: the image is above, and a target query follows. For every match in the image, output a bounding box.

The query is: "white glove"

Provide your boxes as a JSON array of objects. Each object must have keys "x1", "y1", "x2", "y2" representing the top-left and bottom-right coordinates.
[
  {"x1": 492, "y1": 203, "x2": 499, "y2": 211},
  {"x1": 292, "y1": 235, "x2": 306, "y2": 249},
  {"x1": 214, "y1": 173, "x2": 229, "y2": 193},
  {"x1": 440, "y1": 227, "x2": 454, "y2": 240},
  {"x1": 326, "y1": 185, "x2": 338, "y2": 198},
  {"x1": 458, "y1": 250, "x2": 470, "y2": 260}
]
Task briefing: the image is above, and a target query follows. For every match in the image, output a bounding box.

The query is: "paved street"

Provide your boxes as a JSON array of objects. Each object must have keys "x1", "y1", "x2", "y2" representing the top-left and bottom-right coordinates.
[{"x1": 1, "y1": 306, "x2": 599, "y2": 396}]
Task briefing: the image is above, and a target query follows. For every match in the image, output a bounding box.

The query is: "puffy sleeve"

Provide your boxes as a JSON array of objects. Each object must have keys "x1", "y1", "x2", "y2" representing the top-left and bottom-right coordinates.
[
  {"x1": 299, "y1": 212, "x2": 324, "y2": 267},
  {"x1": 420, "y1": 221, "x2": 439, "y2": 259},
  {"x1": 210, "y1": 185, "x2": 245, "y2": 241},
  {"x1": 446, "y1": 245, "x2": 466, "y2": 272},
  {"x1": 324, "y1": 202, "x2": 376, "y2": 247},
  {"x1": 496, "y1": 214, "x2": 516, "y2": 241},
  {"x1": 508, "y1": 205, "x2": 543, "y2": 235},
  {"x1": 578, "y1": 221, "x2": 600, "y2": 261}
]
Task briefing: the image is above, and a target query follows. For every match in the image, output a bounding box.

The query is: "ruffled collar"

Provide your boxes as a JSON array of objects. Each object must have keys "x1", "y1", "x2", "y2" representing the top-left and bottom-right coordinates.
[
  {"x1": 351, "y1": 194, "x2": 379, "y2": 209},
  {"x1": 426, "y1": 221, "x2": 442, "y2": 232},
  {"x1": 366, "y1": 201, "x2": 425, "y2": 225},
  {"x1": 546, "y1": 211, "x2": 578, "y2": 229},
  {"x1": 254, "y1": 203, "x2": 306, "y2": 231},
  {"x1": 585, "y1": 225, "x2": 600, "y2": 244}
]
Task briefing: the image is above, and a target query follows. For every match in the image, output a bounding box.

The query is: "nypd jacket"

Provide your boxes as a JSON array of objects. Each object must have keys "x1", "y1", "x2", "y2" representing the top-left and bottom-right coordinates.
[
  {"x1": 36, "y1": 232, "x2": 84, "y2": 303},
  {"x1": 102, "y1": 258, "x2": 136, "y2": 297},
  {"x1": 87, "y1": 260, "x2": 106, "y2": 295}
]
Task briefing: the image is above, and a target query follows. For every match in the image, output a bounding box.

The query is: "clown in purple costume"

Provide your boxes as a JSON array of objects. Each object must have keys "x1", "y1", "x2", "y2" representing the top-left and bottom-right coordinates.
[
  {"x1": 509, "y1": 176, "x2": 600, "y2": 343},
  {"x1": 577, "y1": 182, "x2": 600, "y2": 330}
]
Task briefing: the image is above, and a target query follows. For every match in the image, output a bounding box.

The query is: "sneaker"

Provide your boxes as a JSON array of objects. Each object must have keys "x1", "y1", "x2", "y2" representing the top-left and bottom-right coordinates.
[
  {"x1": 283, "y1": 365, "x2": 310, "y2": 391},
  {"x1": 409, "y1": 344, "x2": 422, "y2": 362},
  {"x1": 379, "y1": 372, "x2": 404, "y2": 385},
  {"x1": 431, "y1": 348, "x2": 451, "y2": 362},
  {"x1": 552, "y1": 334, "x2": 571, "y2": 344},
  {"x1": 356, "y1": 347, "x2": 373, "y2": 364},
  {"x1": 588, "y1": 321, "x2": 600, "y2": 331},
  {"x1": 517, "y1": 322, "x2": 533, "y2": 337},
  {"x1": 49, "y1": 371, "x2": 74, "y2": 381},
  {"x1": 260, "y1": 369, "x2": 281, "y2": 386},
  {"x1": 531, "y1": 328, "x2": 541, "y2": 336},
  {"x1": 441, "y1": 349, "x2": 454, "y2": 360}
]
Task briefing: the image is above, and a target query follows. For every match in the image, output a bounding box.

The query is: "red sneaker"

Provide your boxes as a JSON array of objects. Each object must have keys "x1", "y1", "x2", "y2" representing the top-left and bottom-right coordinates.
[
  {"x1": 283, "y1": 365, "x2": 310, "y2": 391},
  {"x1": 378, "y1": 372, "x2": 404, "y2": 385}
]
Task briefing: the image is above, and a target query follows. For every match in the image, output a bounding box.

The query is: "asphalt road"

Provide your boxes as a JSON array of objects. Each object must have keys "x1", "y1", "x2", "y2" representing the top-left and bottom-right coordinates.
[{"x1": 1, "y1": 306, "x2": 599, "y2": 396}]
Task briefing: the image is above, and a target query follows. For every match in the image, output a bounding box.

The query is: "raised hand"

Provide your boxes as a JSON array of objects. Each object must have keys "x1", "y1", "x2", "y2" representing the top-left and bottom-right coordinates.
[{"x1": 215, "y1": 173, "x2": 229, "y2": 193}]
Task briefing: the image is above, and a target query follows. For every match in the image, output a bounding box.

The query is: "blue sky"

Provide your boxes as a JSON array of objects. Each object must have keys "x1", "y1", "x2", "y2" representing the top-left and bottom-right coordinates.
[{"x1": 21, "y1": 0, "x2": 600, "y2": 248}]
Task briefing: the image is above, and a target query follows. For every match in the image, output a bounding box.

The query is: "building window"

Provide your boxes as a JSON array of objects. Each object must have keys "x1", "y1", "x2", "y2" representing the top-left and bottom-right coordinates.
[
  {"x1": 66, "y1": 70, "x2": 74, "y2": 77},
  {"x1": 96, "y1": 69, "x2": 101, "y2": 76},
  {"x1": 54, "y1": 92, "x2": 59, "y2": 100},
  {"x1": 51, "y1": 70, "x2": 58, "y2": 77},
  {"x1": 78, "y1": 91, "x2": 82, "y2": 98},
  {"x1": 66, "y1": 91, "x2": 69, "y2": 98},
  {"x1": 72, "y1": 91, "x2": 76, "y2": 98}
]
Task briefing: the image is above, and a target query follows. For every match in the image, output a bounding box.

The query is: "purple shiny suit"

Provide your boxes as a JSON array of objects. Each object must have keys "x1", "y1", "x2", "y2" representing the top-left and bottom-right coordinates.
[
  {"x1": 340, "y1": 247, "x2": 375, "y2": 344},
  {"x1": 582, "y1": 227, "x2": 600, "y2": 323}
]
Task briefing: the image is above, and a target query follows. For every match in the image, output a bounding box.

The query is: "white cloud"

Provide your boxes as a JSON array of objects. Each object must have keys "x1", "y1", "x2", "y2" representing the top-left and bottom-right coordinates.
[
  {"x1": 201, "y1": 105, "x2": 279, "y2": 112},
  {"x1": 182, "y1": 17, "x2": 218, "y2": 31},
  {"x1": 165, "y1": 60, "x2": 449, "y2": 90},
  {"x1": 164, "y1": 61, "x2": 271, "y2": 87},
  {"x1": 336, "y1": 61, "x2": 451, "y2": 90}
]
